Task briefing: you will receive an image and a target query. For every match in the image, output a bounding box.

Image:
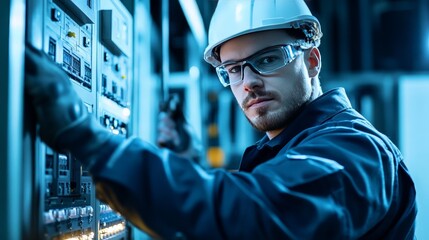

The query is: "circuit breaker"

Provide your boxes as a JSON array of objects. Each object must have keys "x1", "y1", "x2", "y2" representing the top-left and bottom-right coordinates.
[{"x1": 28, "y1": 0, "x2": 134, "y2": 239}]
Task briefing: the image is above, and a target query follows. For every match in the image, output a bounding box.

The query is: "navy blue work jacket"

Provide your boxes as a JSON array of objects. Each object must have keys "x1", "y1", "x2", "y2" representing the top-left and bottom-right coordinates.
[{"x1": 79, "y1": 88, "x2": 416, "y2": 239}]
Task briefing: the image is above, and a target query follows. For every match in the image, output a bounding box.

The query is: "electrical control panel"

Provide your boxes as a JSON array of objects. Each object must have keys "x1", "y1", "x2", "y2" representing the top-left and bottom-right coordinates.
[{"x1": 32, "y1": 0, "x2": 134, "y2": 239}]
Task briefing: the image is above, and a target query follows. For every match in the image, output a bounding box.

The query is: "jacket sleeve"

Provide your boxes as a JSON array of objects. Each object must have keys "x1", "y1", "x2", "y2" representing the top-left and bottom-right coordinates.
[{"x1": 65, "y1": 118, "x2": 396, "y2": 239}]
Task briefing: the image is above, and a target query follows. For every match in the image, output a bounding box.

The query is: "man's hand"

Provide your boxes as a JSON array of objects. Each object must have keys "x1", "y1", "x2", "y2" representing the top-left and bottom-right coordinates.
[
  {"x1": 157, "y1": 112, "x2": 202, "y2": 162},
  {"x1": 25, "y1": 43, "x2": 115, "y2": 168},
  {"x1": 25, "y1": 44, "x2": 88, "y2": 150},
  {"x1": 157, "y1": 111, "x2": 182, "y2": 149}
]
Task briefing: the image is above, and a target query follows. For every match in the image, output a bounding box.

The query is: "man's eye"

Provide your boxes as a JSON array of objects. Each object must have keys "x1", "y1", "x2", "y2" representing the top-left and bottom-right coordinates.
[
  {"x1": 259, "y1": 56, "x2": 279, "y2": 65},
  {"x1": 227, "y1": 65, "x2": 241, "y2": 74}
]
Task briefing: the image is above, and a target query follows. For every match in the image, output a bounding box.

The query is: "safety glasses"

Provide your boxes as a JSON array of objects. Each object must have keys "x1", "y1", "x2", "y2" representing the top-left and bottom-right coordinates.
[{"x1": 215, "y1": 44, "x2": 303, "y2": 87}]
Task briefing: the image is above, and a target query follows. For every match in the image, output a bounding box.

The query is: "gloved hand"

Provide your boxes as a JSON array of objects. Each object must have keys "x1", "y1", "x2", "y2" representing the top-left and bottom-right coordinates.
[
  {"x1": 25, "y1": 44, "x2": 89, "y2": 149},
  {"x1": 157, "y1": 99, "x2": 202, "y2": 163},
  {"x1": 25, "y1": 44, "x2": 112, "y2": 164}
]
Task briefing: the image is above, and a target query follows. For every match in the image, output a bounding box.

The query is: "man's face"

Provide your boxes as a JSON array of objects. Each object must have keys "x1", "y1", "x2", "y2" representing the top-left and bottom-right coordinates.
[{"x1": 219, "y1": 30, "x2": 315, "y2": 135}]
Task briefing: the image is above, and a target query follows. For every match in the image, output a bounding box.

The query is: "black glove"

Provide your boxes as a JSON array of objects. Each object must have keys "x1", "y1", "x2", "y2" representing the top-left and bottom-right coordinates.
[
  {"x1": 158, "y1": 94, "x2": 191, "y2": 152},
  {"x1": 25, "y1": 44, "x2": 113, "y2": 165},
  {"x1": 157, "y1": 94, "x2": 202, "y2": 163}
]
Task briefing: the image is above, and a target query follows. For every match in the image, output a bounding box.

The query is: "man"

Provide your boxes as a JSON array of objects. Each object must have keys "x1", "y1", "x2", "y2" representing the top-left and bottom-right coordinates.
[{"x1": 25, "y1": 0, "x2": 416, "y2": 239}]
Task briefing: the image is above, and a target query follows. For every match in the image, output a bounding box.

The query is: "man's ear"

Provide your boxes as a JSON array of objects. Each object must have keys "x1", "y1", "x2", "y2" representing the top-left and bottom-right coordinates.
[{"x1": 306, "y1": 47, "x2": 321, "y2": 77}]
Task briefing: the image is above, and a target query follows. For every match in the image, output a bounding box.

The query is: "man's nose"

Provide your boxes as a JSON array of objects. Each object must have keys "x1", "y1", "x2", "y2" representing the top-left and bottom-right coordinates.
[{"x1": 242, "y1": 64, "x2": 263, "y2": 90}]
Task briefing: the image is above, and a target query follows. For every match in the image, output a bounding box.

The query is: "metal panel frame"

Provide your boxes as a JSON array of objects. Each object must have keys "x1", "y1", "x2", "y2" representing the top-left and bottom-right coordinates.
[{"x1": 0, "y1": 0, "x2": 26, "y2": 239}]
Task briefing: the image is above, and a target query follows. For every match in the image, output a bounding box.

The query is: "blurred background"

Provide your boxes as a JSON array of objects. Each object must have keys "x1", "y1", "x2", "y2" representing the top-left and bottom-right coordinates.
[{"x1": 1, "y1": 0, "x2": 428, "y2": 239}]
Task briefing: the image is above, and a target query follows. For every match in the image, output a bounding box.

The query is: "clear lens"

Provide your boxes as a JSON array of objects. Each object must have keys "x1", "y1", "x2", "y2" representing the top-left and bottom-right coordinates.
[
  {"x1": 252, "y1": 48, "x2": 287, "y2": 73},
  {"x1": 216, "y1": 67, "x2": 231, "y2": 87},
  {"x1": 215, "y1": 44, "x2": 302, "y2": 87}
]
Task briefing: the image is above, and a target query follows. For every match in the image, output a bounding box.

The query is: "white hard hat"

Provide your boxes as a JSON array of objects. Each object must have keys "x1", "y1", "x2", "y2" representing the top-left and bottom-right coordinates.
[{"x1": 204, "y1": 0, "x2": 323, "y2": 67}]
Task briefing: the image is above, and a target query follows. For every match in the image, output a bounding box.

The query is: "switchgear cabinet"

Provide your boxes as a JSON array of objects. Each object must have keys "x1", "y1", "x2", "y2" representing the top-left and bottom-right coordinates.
[{"x1": 26, "y1": 0, "x2": 135, "y2": 239}]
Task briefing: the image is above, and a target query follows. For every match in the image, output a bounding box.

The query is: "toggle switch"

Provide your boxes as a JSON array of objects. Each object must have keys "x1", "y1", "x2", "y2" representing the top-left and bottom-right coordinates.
[
  {"x1": 83, "y1": 36, "x2": 91, "y2": 47},
  {"x1": 51, "y1": 8, "x2": 61, "y2": 22}
]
